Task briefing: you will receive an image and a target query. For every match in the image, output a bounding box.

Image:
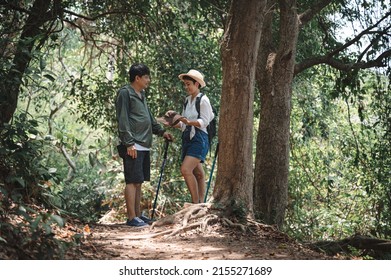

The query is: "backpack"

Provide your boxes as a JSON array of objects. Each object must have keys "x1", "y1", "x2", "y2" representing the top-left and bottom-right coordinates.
[{"x1": 184, "y1": 93, "x2": 218, "y2": 150}]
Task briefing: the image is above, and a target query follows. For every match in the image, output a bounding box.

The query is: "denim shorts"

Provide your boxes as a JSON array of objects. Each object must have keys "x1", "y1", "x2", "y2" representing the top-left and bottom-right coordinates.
[
  {"x1": 181, "y1": 126, "x2": 209, "y2": 163},
  {"x1": 122, "y1": 151, "x2": 150, "y2": 184}
]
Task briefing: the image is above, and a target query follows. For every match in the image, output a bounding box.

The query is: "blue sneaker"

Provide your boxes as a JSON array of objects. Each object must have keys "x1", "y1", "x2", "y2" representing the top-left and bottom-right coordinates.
[
  {"x1": 126, "y1": 217, "x2": 148, "y2": 227},
  {"x1": 139, "y1": 215, "x2": 153, "y2": 224}
]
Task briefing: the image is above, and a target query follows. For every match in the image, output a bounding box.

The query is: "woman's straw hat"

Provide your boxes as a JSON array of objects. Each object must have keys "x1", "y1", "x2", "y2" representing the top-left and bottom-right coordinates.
[{"x1": 178, "y1": 69, "x2": 206, "y2": 88}]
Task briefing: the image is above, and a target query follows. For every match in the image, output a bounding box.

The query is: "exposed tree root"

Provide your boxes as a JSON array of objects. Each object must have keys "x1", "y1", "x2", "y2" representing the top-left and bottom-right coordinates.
[
  {"x1": 123, "y1": 203, "x2": 297, "y2": 241},
  {"x1": 125, "y1": 203, "x2": 240, "y2": 240},
  {"x1": 221, "y1": 218, "x2": 246, "y2": 232},
  {"x1": 309, "y1": 234, "x2": 391, "y2": 259}
]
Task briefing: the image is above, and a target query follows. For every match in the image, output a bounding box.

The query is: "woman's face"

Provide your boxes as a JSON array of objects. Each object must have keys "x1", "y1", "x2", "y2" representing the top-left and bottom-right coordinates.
[{"x1": 183, "y1": 80, "x2": 199, "y2": 96}]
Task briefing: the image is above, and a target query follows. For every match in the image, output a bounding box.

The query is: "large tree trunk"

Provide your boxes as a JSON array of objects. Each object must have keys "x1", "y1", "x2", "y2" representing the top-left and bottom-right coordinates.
[
  {"x1": 212, "y1": 0, "x2": 266, "y2": 215},
  {"x1": 0, "y1": 0, "x2": 58, "y2": 124},
  {"x1": 254, "y1": 0, "x2": 299, "y2": 228}
]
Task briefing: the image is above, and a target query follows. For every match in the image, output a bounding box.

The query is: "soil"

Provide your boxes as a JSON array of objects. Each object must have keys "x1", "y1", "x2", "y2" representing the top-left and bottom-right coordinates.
[
  {"x1": 63, "y1": 217, "x2": 340, "y2": 260},
  {"x1": 1, "y1": 204, "x2": 345, "y2": 260}
]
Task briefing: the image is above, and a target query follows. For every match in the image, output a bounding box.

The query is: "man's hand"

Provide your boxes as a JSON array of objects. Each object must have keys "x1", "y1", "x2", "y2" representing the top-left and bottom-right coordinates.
[{"x1": 127, "y1": 145, "x2": 137, "y2": 159}]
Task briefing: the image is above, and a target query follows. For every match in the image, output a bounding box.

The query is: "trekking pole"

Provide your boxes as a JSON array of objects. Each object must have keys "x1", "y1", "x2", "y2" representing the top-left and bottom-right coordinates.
[
  {"x1": 204, "y1": 142, "x2": 219, "y2": 202},
  {"x1": 151, "y1": 139, "x2": 170, "y2": 220}
]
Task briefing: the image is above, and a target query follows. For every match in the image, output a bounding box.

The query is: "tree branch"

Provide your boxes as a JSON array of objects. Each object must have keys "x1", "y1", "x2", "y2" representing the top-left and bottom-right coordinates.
[
  {"x1": 296, "y1": 10, "x2": 391, "y2": 74},
  {"x1": 59, "y1": 145, "x2": 77, "y2": 172},
  {"x1": 295, "y1": 48, "x2": 391, "y2": 74},
  {"x1": 298, "y1": 0, "x2": 333, "y2": 26},
  {"x1": 62, "y1": 8, "x2": 141, "y2": 21},
  {"x1": 328, "y1": 11, "x2": 391, "y2": 58},
  {"x1": 1, "y1": 0, "x2": 53, "y2": 124},
  {"x1": 310, "y1": 234, "x2": 391, "y2": 258}
]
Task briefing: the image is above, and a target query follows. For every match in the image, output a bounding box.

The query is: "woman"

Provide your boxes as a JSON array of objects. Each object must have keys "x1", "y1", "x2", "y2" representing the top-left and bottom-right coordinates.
[{"x1": 175, "y1": 69, "x2": 215, "y2": 203}]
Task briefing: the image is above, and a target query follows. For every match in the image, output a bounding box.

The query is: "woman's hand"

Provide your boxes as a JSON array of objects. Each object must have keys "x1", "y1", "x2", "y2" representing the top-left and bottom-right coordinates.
[
  {"x1": 181, "y1": 117, "x2": 189, "y2": 125},
  {"x1": 181, "y1": 118, "x2": 200, "y2": 127}
]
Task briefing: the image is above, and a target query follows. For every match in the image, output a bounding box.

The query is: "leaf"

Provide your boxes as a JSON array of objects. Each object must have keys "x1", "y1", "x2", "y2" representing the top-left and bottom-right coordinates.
[
  {"x1": 31, "y1": 215, "x2": 43, "y2": 230},
  {"x1": 83, "y1": 224, "x2": 91, "y2": 234},
  {"x1": 88, "y1": 152, "x2": 97, "y2": 166},
  {"x1": 40, "y1": 58, "x2": 46, "y2": 70},
  {"x1": 48, "y1": 168, "x2": 57, "y2": 173},
  {"x1": 12, "y1": 177, "x2": 26, "y2": 188},
  {"x1": 44, "y1": 74, "x2": 56, "y2": 82},
  {"x1": 44, "y1": 134, "x2": 55, "y2": 140},
  {"x1": 55, "y1": 131, "x2": 63, "y2": 140},
  {"x1": 72, "y1": 233, "x2": 84, "y2": 244},
  {"x1": 43, "y1": 223, "x2": 52, "y2": 234},
  {"x1": 50, "y1": 214, "x2": 65, "y2": 227}
]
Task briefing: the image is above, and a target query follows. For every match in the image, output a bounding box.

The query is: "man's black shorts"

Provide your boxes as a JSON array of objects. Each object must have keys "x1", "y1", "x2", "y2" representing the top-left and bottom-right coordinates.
[{"x1": 122, "y1": 151, "x2": 150, "y2": 184}]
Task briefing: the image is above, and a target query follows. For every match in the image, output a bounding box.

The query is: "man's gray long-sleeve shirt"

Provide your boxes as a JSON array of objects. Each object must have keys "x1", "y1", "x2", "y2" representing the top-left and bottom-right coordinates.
[{"x1": 116, "y1": 85, "x2": 165, "y2": 148}]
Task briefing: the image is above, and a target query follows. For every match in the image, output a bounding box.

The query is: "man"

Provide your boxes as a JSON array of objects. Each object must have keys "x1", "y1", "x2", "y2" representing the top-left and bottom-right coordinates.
[{"x1": 116, "y1": 63, "x2": 173, "y2": 227}]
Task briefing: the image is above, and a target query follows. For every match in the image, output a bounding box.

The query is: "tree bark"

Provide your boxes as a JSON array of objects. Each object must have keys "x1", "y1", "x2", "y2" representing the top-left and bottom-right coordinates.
[
  {"x1": 212, "y1": 0, "x2": 266, "y2": 216},
  {"x1": 0, "y1": 0, "x2": 58, "y2": 124},
  {"x1": 254, "y1": 0, "x2": 299, "y2": 228}
]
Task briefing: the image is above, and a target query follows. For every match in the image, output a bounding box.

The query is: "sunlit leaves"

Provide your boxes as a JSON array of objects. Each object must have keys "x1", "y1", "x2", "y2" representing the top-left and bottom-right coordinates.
[{"x1": 288, "y1": 68, "x2": 391, "y2": 240}]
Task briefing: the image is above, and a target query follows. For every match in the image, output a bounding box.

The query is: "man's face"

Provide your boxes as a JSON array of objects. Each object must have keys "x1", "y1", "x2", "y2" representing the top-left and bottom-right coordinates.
[{"x1": 136, "y1": 74, "x2": 151, "y2": 90}]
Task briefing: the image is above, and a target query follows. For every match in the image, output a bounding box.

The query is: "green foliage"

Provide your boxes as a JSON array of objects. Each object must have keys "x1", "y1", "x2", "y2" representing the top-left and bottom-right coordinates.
[
  {"x1": 40, "y1": 0, "x2": 224, "y2": 224},
  {"x1": 61, "y1": 0, "x2": 223, "y2": 132},
  {"x1": 0, "y1": 113, "x2": 54, "y2": 202},
  {"x1": 0, "y1": 208, "x2": 69, "y2": 259},
  {"x1": 1, "y1": 1, "x2": 390, "y2": 257},
  {"x1": 48, "y1": 165, "x2": 111, "y2": 223},
  {"x1": 287, "y1": 68, "x2": 391, "y2": 241},
  {"x1": 0, "y1": 113, "x2": 71, "y2": 259},
  {"x1": 69, "y1": 72, "x2": 119, "y2": 133}
]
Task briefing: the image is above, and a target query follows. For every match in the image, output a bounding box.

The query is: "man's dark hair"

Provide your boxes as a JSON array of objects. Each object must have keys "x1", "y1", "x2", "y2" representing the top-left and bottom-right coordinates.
[{"x1": 128, "y1": 63, "x2": 150, "y2": 82}]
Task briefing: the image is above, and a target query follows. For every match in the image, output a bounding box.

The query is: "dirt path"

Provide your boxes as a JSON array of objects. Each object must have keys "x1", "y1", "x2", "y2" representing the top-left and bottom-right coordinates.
[{"x1": 65, "y1": 221, "x2": 337, "y2": 260}]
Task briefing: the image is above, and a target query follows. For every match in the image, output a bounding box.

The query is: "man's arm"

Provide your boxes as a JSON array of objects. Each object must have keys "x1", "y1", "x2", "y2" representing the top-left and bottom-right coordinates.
[{"x1": 116, "y1": 89, "x2": 135, "y2": 146}]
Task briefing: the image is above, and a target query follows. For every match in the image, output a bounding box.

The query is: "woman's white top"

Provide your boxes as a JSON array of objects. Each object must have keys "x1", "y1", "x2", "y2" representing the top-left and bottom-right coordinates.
[{"x1": 180, "y1": 92, "x2": 215, "y2": 139}]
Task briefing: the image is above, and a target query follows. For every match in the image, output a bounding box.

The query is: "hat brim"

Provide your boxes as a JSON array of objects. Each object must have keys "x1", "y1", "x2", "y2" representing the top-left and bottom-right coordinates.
[
  {"x1": 178, "y1": 73, "x2": 206, "y2": 88},
  {"x1": 157, "y1": 111, "x2": 185, "y2": 127}
]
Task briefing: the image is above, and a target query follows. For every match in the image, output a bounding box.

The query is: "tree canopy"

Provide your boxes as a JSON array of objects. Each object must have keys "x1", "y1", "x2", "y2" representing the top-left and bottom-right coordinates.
[{"x1": 0, "y1": 0, "x2": 390, "y2": 259}]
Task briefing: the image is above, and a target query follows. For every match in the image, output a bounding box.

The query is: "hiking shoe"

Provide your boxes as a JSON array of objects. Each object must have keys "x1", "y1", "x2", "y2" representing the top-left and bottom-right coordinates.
[
  {"x1": 139, "y1": 215, "x2": 153, "y2": 224},
  {"x1": 126, "y1": 217, "x2": 148, "y2": 227}
]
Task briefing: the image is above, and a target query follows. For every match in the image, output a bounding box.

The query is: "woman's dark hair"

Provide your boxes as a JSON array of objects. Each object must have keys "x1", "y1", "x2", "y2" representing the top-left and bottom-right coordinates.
[{"x1": 128, "y1": 63, "x2": 150, "y2": 82}]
